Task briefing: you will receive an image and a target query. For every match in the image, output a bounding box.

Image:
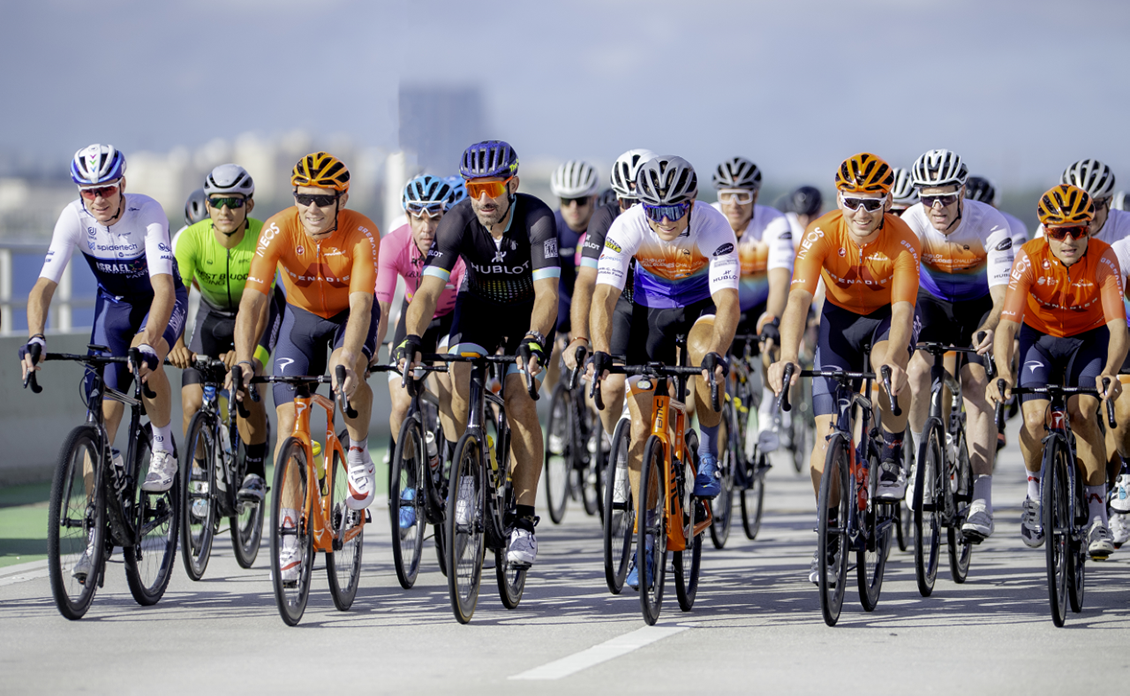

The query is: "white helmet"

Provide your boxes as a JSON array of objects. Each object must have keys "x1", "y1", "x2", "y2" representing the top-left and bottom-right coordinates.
[
  {"x1": 912, "y1": 149, "x2": 968, "y2": 189},
  {"x1": 550, "y1": 160, "x2": 599, "y2": 198},
  {"x1": 1061, "y1": 159, "x2": 1116, "y2": 201},
  {"x1": 609, "y1": 148, "x2": 658, "y2": 199},
  {"x1": 204, "y1": 164, "x2": 255, "y2": 197},
  {"x1": 70, "y1": 143, "x2": 126, "y2": 185},
  {"x1": 889, "y1": 167, "x2": 919, "y2": 208},
  {"x1": 1114, "y1": 191, "x2": 1130, "y2": 212},
  {"x1": 635, "y1": 156, "x2": 697, "y2": 206}
]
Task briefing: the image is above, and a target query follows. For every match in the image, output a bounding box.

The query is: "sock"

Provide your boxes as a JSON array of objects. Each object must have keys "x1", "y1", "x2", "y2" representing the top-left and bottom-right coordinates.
[
  {"x1": 151, "y1": 421, "x2": 174, "y2": 453},
  {"x1": 759, "y1": 387, "x2": 774, "y2": 416},
  {"x1": 245, "y1": 442, "x2": 267, "y2": 478},
  {"x1": 1086, "y1": 485, "x2": 1108, "y2": 525},
  {"x1": 516, "y1": 505, "x2": 537, "y2": 529},
  {"x1": 349, "y1": 436, "x2": 368, "y2": 461},
  {"x1": 972, "y1": 474, "x2": 993, "y2": 513},
  {"x1": 1026, "y1": 470, "x2": 1041, "y2": 501},
  {"x1": 881, "y1": 430, "x2": 904, "y2": 465},
  {"x1": 698, "y1": 422, "x2": 720, "y2": 460}
]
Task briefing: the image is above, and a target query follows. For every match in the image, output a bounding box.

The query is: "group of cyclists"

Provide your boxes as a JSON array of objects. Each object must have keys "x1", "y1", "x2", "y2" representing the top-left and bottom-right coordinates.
[{"x1": 18, "y1": 137, "x2": 1130, "y2": 610}]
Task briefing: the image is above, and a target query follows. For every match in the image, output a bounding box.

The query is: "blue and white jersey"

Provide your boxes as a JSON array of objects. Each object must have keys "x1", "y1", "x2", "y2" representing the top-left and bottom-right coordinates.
[
  {"x1": 1000, "y1": 210, "x2": 1028, "y2": 249},
  {"x1": 40, "y1": 194, "x2": 182, "y2": 299}
]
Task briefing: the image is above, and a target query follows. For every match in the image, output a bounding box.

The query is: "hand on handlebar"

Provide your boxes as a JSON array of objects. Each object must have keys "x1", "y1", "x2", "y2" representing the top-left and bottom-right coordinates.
[
  {"x1": 167, "y1": 343, "x2": 194, "y2": 370},
  {"x1": 972, "y1": 329, "x2": 994, "y2": 356},
  {"x1": 563, "y1": 338, "x2": 589, "y2": 371},
  {"x1": 19, "y1": 336, "x2": 45, "y2": 381},
  {"x1": 1098, "y1": 373, "x2": 1122, "y2": 402},
  {"x1": 517, "y1": 332, "x2": 547, "y2": 378},
  {"x1": 129, "y1": 343, "x2": 159, "y2": 384},
  {"x1": 987, "y1": 376, "x2": 1013, "y2": 405},
  {"x1": 332, "y1": 361, "x2": 359, "y2": 400},
  {"x1": 767, "y1": 359, "x2": 794, "y2": 395}
]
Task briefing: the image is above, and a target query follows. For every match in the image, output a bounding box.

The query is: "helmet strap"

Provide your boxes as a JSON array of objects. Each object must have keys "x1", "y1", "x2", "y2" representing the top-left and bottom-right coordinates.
[{"x1": 943, "y1": 201, "x2": 963, "y2": 235}]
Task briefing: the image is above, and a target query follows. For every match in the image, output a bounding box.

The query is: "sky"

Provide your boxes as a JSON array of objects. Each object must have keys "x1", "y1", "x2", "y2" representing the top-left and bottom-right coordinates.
[{"x1": 4, "y1": 0, "x2": 1130, "y2": 192}]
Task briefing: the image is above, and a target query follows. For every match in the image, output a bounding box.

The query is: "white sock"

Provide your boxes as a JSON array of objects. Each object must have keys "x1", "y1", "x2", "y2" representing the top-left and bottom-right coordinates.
[
  {"x1": 972, "y1": 474, "x2": 993, "y2": 513},
  {"x1": 151, "y1": 422, "x2": 174, "y2": 453},
  {"x1": 1086, "y1": 485, "x2": 1108, "y2": 525},
  {"x1": 348, "y1": 437, "x2": 369, "y2": 464},
  {"x1": 1026, "y1": 470, "x2": 1041, "y2": 501}
]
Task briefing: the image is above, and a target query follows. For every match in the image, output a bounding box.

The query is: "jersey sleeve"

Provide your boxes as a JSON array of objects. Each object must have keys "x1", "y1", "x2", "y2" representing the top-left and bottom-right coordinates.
[
  {"x1": 528, "y1": 204, "x2": 562, "y2": 282},
  {"x1": 39, "y1": 205, "x2": 80, "y2": 283},
  {"x1": 348, "y1": 226, "x2": 380, "y2": 297},
  {"x1": 1000, "y1": 248, "x2": 1034, "y2": 324},
  {"x1": 706, "y1": 220, "x2": 740, "y2": 296},
  {"x1": 1098, "y1": 247, "x2": 1126, "y2": 325},
  {"x1": 983, "y1": 208, "x2": 1015, "y2": 288},
  {"x1": 580, "y1": 205, "x2": 616, "y2": 269},
  {"x1": 790, "y1": 223, "x2": 828, "y2": 295},
  {"x1": 172, "y1": 226, "x2": 196, "y2": 289},
  {"x1": 246, "y1": 217, "x2": 284, "y2": 296},
  {"x1": 375, "y1": 231, "x2": 399, "y2": 304},
  {"x1": 890, "y1": 230, "x2": 921, "y2": 306},
  {"x1": 140, "y1": 201, "x2": 175, "y2": 278},
  {"x1": 764, "y1": 212, "x2": 796, "y2": 272},
  {"x1": 422, "y1": 210, "x2": 462, "y2": 282},
  {"x1": 595, "y1": 214, "x2": 641, "y2": 291}
]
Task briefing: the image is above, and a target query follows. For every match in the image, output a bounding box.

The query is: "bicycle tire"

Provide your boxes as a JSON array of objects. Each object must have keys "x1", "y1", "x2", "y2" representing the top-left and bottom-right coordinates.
[
  {"x1": 231, "y1": 426, "x2": 265, "y2": 569},
  {"x1": 328, "y1": 435, "x2": 363, "y2": 611},
  {"x1": 790, "y1": 379, "x2": 814, "y2": 475},
  {"x1": 638, "y1": 434, "x2": 669, "y2": 625},
  {"x1": 914, "y1": 424, "x2": 943, "y2": 597},
  {"x1": 858, "y1": 451, "x2": 891, "y2": 612},
  {"x1": 434, "y1": 522, "x2": 448, "y2": 577},
  {"x1": 447, "y1": 433, "x2": 485, "y2": 624},
  {"x1": 709, "y1": 406, "x2": 735, "y2": 549},
  {"x1": 47, "y1": 425, "x2": 106, "y2": 620},
  {"x1": 390, "y1": 416, "x2": 427, "y2": 589},
  {"x1": 543, "y1": 383, "x2": 571, "y2": 524},
  {"x1": 180, "y1": 410, "x2": 216, "y2": 581},
  {"x1": 674, "y1": 453, "x2": 703, "y2": 612},
  {"x1": 603, "y1": 416, "x2": 633, "y2": 594},
  {"x1": 895, "y1": 426, "x2": 913, "y2": 553},
  {"x1": 1043, "y1": 436, "x2": 1071, "y2": 627},
  {"x1": 818, "y1": 433, "x2": 851, "y2": 626},
  {"x1": 579, "y1": 405, "x2": 603, "y2": 517},
  {"x1": 947, "y1": 428, "x2": 974, "y2": 583},
  {"x1": 1069, "y1": 467, "x2": 1086, "y2": 614},
  {"x1": 271, "y1": 437, "x2": 314, "y2": 626},
  {"x1": 740, "y1": 453, "x2": 766, "y2": 540},
  {"x1": 124, "y1": 424, "x2": 180, "y2": 606}
]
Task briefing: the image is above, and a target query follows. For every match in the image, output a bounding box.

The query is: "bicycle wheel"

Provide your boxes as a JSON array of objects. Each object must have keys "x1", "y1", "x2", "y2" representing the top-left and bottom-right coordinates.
[
  {"x1": 497, "y1": 457, "x2": 528, "y2": 610},
  {"x1": 1043, "y1": 438, "x2": 1071, "y2": 627},
  {"x1": 579, "y1": 405, "x2": 603, "y2": 517},
  {"x1": 914, "y1": 424, "x2": 944, "y2": 597},
  {"x1": 740, "y1": 452, "x2": 766, "y2": 540},
  {"x1": 818, "y1": 433, "x2": 851, "y2": 627},
  {"x1": 789, "y1": 379, "x2": 813, "y2": 475},
  {"x1": 674, "y1": 453, "x2": 703, "y2": 612},
  {"x1": 638, "y1": 435, "x2": 669, "y2": 625},
  {"x1": 390, "y1": 416, "x2": 427, "y2": 589},
  {"x1": 447, "y1": 433, "x2": 485, "y2": 624},
  {"x1": 271, "y1": 437, "x2": 314, "y2": 626},
  {"x1": 603, "y1": 416, "x2": 633, "y2": 594},
  {"x1": 947, "y1": 428, "x2": 974, "y2": 583},
  {"x1": 47, "y1": 425, "x2": 106, "y2": 620},
  {"x1": 124, "y1": 424, "x2": 180, "y2": 606},
  {"x1": 180, "y1": 410, "x2": 216, "y2": 581},
  {"x1": 709, "y1": 408, "x2": 735, "y2": 549},
  {"x1": 858, "y1": 451, "x2": 892, "y2": 612},
  {"x1": 328, "y1": 437, "x2": 364, "y2": 611},
  {"x1": 543, "y1": 383, "x2": 571, "y2": 524},
  {"x1": 895, "y1": 426, "x2": 914, "y2": 553},
  {"x1": 435, "y1": 522, "x2": 448, "y2": 577},
  {"x1": 1069, "y1": 468, "x2": 1086, "y2": 614},
  {"x1": 231, "y1": 428, "x2": 265, "y2": 569}
]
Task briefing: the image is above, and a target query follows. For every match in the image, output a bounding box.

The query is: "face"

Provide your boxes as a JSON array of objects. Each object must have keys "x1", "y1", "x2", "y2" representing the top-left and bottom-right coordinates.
[
  {"x1": 1045, "y1": 224, "x2": 1091, "y2": 266},
  {"x1": 718, "y1": 188, "x2": 757, "y2": 234},
  {"x1": 469, "y1": 176, "x2": 518, "y2": 228},
  {"x1": 837, "y1": 191, "x2": 888, "y2": 238},
  {"x1": 206, "y1": 194, "x2": 252, "y2": 235},
  {"x1": 919, "y1": 184, "x2": 964, "y2": 232},
  {"x1": 618, "y1": 196, "x2": 638, "y2": 214},
  {"x1": 80, "y1": 178, "x2": 124, "y2": 224},
  {"x1": 796, "y1": 212, "x2": 819, "y2": 228},
  {"x1": 294, "y1": 186, "x2": 347, "y2": 238},
  {"x1": 407, "y1": 208, "x2": 442, "y2": 253},
  {"x1": 1090, "y1": 196, "x2": 1111, "y2": 235},
  {"x1": 560, "y1": 194, "x2": 595, "y2": 231},
  {"x1": 645, "y1": 198, "x2": 695, "y2": 242}
]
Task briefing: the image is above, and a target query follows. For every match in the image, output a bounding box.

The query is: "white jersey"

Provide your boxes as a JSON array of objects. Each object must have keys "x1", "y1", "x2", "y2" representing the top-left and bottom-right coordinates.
[
  {"x1": 1000, "y1": 210, "x2": 1028, "y2": 249},
  {"x1": 1109, "y1": 235, "x2": 1130, "y2": 325},
  {"x1": 709, "y1": 202, "x2": 796, "y2": 311},
  {"x1": 900, "y1": 198, "x2": 1013, "y2": 302},
  {"x1": 597, "y1": 201, "x2": 739, "y2": 309},
  {"x1": 40, "y1": 194, "x2": 178, "y2": 298},
  {"x1": 1036, "y1": 207, "x2": 1130, "y2": 245}
]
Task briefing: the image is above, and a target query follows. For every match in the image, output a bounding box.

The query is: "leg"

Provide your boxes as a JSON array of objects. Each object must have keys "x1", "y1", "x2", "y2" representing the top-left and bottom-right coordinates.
[
  {"x1": 181, "y1": 384, "x2": 203, "y2": 437},
  {"x1": 809, "y1": 414, "x2": 838, "y2": 499},
  {"x1": 503, "y1": 372, "x2": 544, "y2": 508},
  {"x1": 387, "y1": 375, "x2": 413, "y2": 445},
  {"x1": 599, "y1": 374, "x2": 627, "y2": 437},
  {"x1": 907, "y1": 350, "x2": 933, "y2": 438}
]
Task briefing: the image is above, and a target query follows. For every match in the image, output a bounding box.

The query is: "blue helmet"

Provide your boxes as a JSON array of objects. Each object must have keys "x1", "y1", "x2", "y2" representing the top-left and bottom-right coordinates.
[
  {"x1": 445, "y1": 176, "x2": 467, "y2": 207},
  {"x1": 459, "y1": 140, "x2": 518, "y2": 179},
  {"x1": 401, "y1": 174, "x2": 452, "y2": 212},
  {"x1": 71, "y1": 143, "x2": 126, "y2": 185}
]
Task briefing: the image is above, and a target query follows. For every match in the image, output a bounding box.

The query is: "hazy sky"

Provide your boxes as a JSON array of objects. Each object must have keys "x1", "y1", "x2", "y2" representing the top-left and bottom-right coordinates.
[{"x1": 5, "y1": 0, "x2": 1129, "y2": 190}]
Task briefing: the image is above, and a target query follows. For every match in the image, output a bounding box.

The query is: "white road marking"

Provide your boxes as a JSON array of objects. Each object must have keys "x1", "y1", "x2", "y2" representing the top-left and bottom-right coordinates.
[{"x1": 509, "y1": 625, "x2": 691, "y2": 680}]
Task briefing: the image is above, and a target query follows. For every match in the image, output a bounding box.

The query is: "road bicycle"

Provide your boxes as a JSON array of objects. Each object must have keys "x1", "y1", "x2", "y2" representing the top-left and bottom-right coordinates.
[{"x1": 544, "y1": 345, "x2": 605, "y2": 524}]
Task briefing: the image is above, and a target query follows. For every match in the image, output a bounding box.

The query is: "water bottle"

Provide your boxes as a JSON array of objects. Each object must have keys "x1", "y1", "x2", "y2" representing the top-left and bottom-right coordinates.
[
  {"x1": 110, "y1": 448, "x2": 125, "y2": 491},
  {"x1": 487, "y1": 435, "x2": 499, "y2": 482},
  {"x1": 426, "y1": 431, "x2": 440, "y2": 472},
  {"x1": 215, "y1": 423, "x2": 230, "y2": 492},
  {"x1": 192, "y1": 479, "x2": 210, "y2": 518},
  {"x1": 313, "y1": 441, "x2": 327, "y2": 495}
]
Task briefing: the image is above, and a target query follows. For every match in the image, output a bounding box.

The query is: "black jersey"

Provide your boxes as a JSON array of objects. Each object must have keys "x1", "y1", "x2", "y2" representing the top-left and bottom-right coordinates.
[{"x1": 580, "y1": 202, "x2": 633, "y2": 303}]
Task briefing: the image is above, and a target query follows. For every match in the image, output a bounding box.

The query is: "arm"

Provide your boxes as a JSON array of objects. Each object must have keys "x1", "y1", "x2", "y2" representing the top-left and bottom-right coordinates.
[
  {"x1": 709, "y1": 288, "x2": 740, "y2": 355},
  {"x1": 768, "y1": 288, "x2": 814, "y2": 393},
  {"x1": 589, "y1": 283, "x2": 620, "y2": 379},
  {"x1": 989, "y1": 318, "x2": 1020, "y2": 402},
  {"x1": 882, "y1": 300, "x2": 916, "y2": 390},
  {"x1": 374, "y1": 300, "x2": 392, "y2": 358},
  {"x1": 974, "y1": 284, "x2": 1007, "y2": 353},
  {"x1": 20, "y1": 278, "x2": 57, "y2": 377},
  {"x1": 140, "y1": 274, "x2": 176, "y2": 349},
  {"x1": 405, "y1": 275, "x2": 444, "y2": 341},
  {"x1": 521, "y1": 276, "x2": 560, "y2": 376},
  {"x1": 234, "y1": 288, "x2": 269, "y2": 366},
  {"x1": 565, "y1": 266, "x2": 598, "y2": 368}
]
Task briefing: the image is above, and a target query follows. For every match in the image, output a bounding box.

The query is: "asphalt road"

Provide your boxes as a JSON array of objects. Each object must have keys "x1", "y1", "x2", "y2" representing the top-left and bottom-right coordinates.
[{"x1": 2, "y1": 417, "x2": 1129, "y2": 695}]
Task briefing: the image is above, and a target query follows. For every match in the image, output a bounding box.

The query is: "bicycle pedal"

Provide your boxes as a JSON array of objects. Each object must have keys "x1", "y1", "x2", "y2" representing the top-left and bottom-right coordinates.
[
  {"x1": 510, "y1": 561, "x2": 532, "y2": 570},
  {"x1": 365, "y1": 510, "x2": 372, "y2": 523},
  {"x1": 963, "y1": 531, "x2": 986, "y2": 545}
]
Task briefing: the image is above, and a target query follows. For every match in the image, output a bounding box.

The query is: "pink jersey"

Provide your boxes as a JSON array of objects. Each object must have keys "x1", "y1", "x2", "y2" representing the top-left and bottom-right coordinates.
[{"x1": 376, "y1": 223, "x2": 464, "y2": 317}]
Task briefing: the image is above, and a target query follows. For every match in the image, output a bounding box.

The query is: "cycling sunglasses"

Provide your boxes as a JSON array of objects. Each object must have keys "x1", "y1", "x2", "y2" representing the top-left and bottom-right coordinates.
[
  {"x1": 407, "y1": 202, "x2": 444, "y2": 219},
  {"x1": 79, "y1": 183, "x2": 120, "y2": 200},
  {"x1": 1046, "y1": 225, "x2": 1089, "y2": 241},
  {"x1": 840, "y1": 193, "x2": 887, "y2": 212},
  {"x1": 465, "y1": 176, "x2": 514, "y2": 200},
  {"x1": 294, "y1": 191, "x2": 340, "y2": 208},
  {"x1": 718, "y1": 189, "x2": 754, "y2": 205},
  {"x1": 642, "y1": 201, "x2": 691, "y2": 222},
  {"x1": 561, "y1": 196, "x2": 591, "y2": 207},
  {"x1": 207, "y1": 196, "x2": 246, "y2": 209},
  {"x1": 920, "y1": 192, "x2": 962, "y2": 208}
]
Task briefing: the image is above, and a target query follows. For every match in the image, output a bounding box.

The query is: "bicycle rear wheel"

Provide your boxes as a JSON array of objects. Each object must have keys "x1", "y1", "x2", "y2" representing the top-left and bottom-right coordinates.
[
  {"x1": 230, "y1": 426, "x2": 265, "y2": 569},
  {"x1": 858, "y1": 452, "x2": 892, "y2": 612},
  {"x1": 447, "y1": 433, "x2": 485, "y2": 624},
  {"x1": 914, "y1": 424, "x2": 944, "y2": 597},
  {"x1": 180, "y1": 410, "x2": 216, "y2": 581},
  {"x1": 947, "y1": 428, "x2": 973, "y2": 583},
  {"x1": 818, "y1": 433, "x2": 851, "y2": 626},
  {"x1": 638, "y1": 435, "x2": 669, "y2": 625},
  {"x1": 271, "y1": 438, "x2": 314, "y2": 626},
  {"x1": 579, "y1": 406, "x2": 603, "y2": 517},
  {"x1": 124, "y1": 425, "x2": 180, "y2": 606},
  {"x1": 543, "y1": 384, "x2": 571, "y2": 524},
  {"x1": 1069, "y1": 468, "x2": 1086, "y2": 614},
  {"x1": 674, "y1": 449, "x2": 703, "y2": 611},
  {"x1": 895, "y1": 426, "x2": 914, "y2": 553},
  {"x1": 709, "y1": 407, "x2": 735, "y2": 549},
  {"x1": 328, "y1": 436, "x2": 364, "y2": 611},
  {"x1": 1043, "y1": 438, "x2": 1071, "y2": 627},
  {"x1": 47, "y1": 425, "x2": 106, "y2": 620},
  {"x1": 603, "y1": 416, "x2": 633, "y2": 594},
  {"x1": 740, "y1": 453, "x2": 766, "y2": 540},
  {"x1": 390, "y1": 417, "x2": 426, "y2": 589}
]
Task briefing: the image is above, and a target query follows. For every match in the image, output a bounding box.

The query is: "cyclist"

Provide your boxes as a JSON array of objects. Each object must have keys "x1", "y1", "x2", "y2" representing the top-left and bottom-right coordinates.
[
  {"x1": 20, "y1": 144, "x2": 188, "y2": 500},
  {"x1": 184, "y1": 188, "x2": 209, "y2": 228},
  {"x1": 889, "y1": 167, "x2": 919, "y2": 215},
  {"x1": 778, "y1": 185, "x2": 824, "y2": 233},
  {"x1": 168, "y1": 164, "x2": 277, "y2": 501},
  {"x1": 1115, "y1": 191, "x2": 1129, "y2": 212},
  {"x1": 987, "y1": 184, "x2": 1126, "y2": 558},
  {"x1": 588, "y1": 155, "x2": 740, "y2": 588},
  {"x1": 901, "y1": 149, "x2": 1013, "y2": 541},
  {"x1": 711, "y1": 156, "x2": 796, "y2": 450},
  {"x1": 767, "y1": 153, "x2": 920, "y2": 584},
  {"x1": 399, "y1": 140, "x2": 560, "y2": 566},
  {"x1": 966, "y1": 175, "x2": 1029, "y2": 247}
]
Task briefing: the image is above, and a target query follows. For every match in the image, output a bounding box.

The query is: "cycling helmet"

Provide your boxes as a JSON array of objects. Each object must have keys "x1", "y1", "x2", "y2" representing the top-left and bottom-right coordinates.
[
  {"x1": 70, "y1": 143, "x2": 126, "y2": 185},
  {"x1": 783, "y1": 185, "x2": 823, "y2": 216},
  {"x1": 911, "y1": 149, "x2": 968, "y2": 189},
  {"x1": 1061, "y1": 159, "x2": 1116, "y2": 201},
  {"x1": 835, "y1": 153, "x2": 894, "y2": 194},
  {"x1": 291, "y1": 152, "x2": 350, "y2": 191},
  {"x1": 1037, "y1": 184, "x2": 1095, "y2": 227},
  {"x1": 459, "y1": 140, "x2": 518, "y2": 179},
  {"x1": 184, "y1": 188, "x2": 208, "y2": 226},
  {"x1": 1114, "y1": 191, "x2": 1130, "y2": 212},
  {"x1": 445, "y1": 176, "x2": 467, "y2": 208},
  {"x1": 204, "y1": 163, "x2": 255, "y2": 197},
  {"x1": 964, "y1": 176, "x2": 998, "y2": 206},
  {"x1": 401, "y1": 174, "x2": 452, "y2": 210},
  {"x1": 550, "y1": 160, "x2": 599, "y2": 198},
  {"x1": 609, "y1": 148, "x2": 657, "y2": 199},
  {"x1": 597, "y1": 188, "x2": 618, "y2": 209},
  {"x1": 712, "y1": 157, "x2": 762, "y2": 192},
  {"x1": 635, "y1": 156, "x2": 697, "y2": 206},
  {"x1": 889, "y1": 168, "x2": 919, "y2": 208}
]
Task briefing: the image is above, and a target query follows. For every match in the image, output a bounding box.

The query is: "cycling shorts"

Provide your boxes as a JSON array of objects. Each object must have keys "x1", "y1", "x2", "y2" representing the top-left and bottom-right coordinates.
[
  {"x1": 734, "y1": 301, "x2": 768, "y2": 358},
  {"x1": 447, "y1": 292, "x2": 556, "y2": 381},
  {"x1": 88, "y1": 285, "x2": 188, "y2": 394},
  {"x1": 183, "y1": 287, "x2": 285, "y2": 387},
  {"x1": 914, "y1": 290, "x2": 992, "y2": 367},
  {"x1": 1017, "y1": 324, "x2": 1108, "y2": 404},
  {"x1": 608, "y1": 292, "x2": 636, "y2": 362},
  {"x1": 813, "y1": 302, "x2": 920, "y2": 416},
  {"x1": 388, "y1": 296, "x2": 454, "y2": 382},
  {"x1": 622, "y1": 296, "x2": 715, "y2": 366},
  {"x1": 271, "y1": 300, "x2": 380, "y2": 406}
]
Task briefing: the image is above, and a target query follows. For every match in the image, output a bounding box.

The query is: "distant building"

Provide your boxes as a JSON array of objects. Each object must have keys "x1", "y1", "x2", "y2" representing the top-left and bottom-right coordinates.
[{"x1": 398, "y1": 85, "x2": 484, "y2": 176}]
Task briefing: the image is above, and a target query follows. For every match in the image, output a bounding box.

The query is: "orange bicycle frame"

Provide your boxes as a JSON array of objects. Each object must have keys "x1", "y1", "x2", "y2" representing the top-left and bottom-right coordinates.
[{"x1": 644, "y1": 384, "x2": 713, "y2": 552}]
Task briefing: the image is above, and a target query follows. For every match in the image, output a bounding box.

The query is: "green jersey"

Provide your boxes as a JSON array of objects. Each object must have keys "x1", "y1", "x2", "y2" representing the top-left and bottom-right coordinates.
[{"x1": 173, "y1": 218, "x2": 266, "y2": 312}]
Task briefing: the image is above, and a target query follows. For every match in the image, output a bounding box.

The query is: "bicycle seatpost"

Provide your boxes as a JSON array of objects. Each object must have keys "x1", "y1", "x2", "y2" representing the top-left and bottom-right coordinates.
[
  {"x1": 334, "y1": 365, "x2": 359, "y2": 419},
  {"x1": 880, "y1": 365, "x2": 901, "y2": 417},
  {"x1": 994, "y1": 378, "x2": 1008, "y2": 433},
  {"x1": 517, "y1": 345, "x2": 540, "y2": 401},
  {"x1": 778, "y1": 362, "x2": 796, "y2": 413}
]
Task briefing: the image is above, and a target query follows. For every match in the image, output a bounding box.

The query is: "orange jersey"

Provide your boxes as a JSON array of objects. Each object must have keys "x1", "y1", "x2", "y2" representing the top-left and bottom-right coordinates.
[
  {"x1": 791, "y1": 211, "x2": 921, "y2": 315},
  {"x1": 1001, "y1": 238, "x2": 1125, "y2": 338},
  {"x1": 246, "y1": 208, "x2": 379, "y2": 319}
]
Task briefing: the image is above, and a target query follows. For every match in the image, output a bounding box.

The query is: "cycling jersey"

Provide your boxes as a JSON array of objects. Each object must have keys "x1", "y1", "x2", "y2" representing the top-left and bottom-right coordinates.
[
  {"x1": 900, "y1": 199, "x2": 1013, "y2": 302},
  {"x1": 375, "y1": 222, "x2": 465, "y2": 317},
  {"x1": 172, "y1": 218, "x2": 265, "y2": 312},
  {"x1": 1109, "y1": 236, "x2": 1130, "y2": 325},
  {"x1": 1036, "y1": 207, "x2": 1130, "y2": 245},
  {"x1": 1001, "y1": 238, "x2": 1124, "y2": 338},
  {"x1": 554, "y1": 210, "x2": 584, "y2": 331},
  {"x1": 423, "y1": 195, "x2": 561, "y2": 305},
  {"x1": 581, "y1": 203, "x2": 635, "y2": 304},
  {"x1": 246, "y1": 208, "x2": 379, "y2": 319},
  {"x1": 791, "y1": 211, "x2": 921, "y2": 315},
  {"x1": 597, "y1": 201, "x2": 740, "y2": 309},
  {"x1": 709, "y1": 202, "x2": 795, "y2": 311},
  {"x1": 1000, "y1": 210, "x2": 1029, "y2": 249}
]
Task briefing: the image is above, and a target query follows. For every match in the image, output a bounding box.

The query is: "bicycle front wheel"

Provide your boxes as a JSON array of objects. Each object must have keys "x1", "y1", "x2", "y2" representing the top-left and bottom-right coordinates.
[
  {"x1": 740, "y1": 453, "x2": 766, "y2": 540},
  {"x1": 47, "y1": 425, "x2": 106, "y2": 620},
  {"x1": 818, "y1": 433, "x2": 851, "y2": 626},
  {"x1": 180, "y1": 410, "x2": 216, "y2": 581},
  {"x1": 858, "y1": 452, "x2": 892, "y2": 612},
  {"x1": 124, "y1": 425, "x2": 181, "y2": 606},
  {"x1": 543, "y1": 384, "x2": 571, "y2": 524},
  {"x1": 638, "y1": 435, "x2": 669, "y2": 625},
  {"x1": 947, "y1": 428, "x2": 973, "y2": 583},
  {"x1": 914, "y1": 424, "x2": 944, "y2": 597},
  {"x1": 1069, "y1": 467, "x2": 1087, "y2": 614},
  {"x1": 447, "y1": 433, "x2": 485, "y2": 624},
  {"x1": 231, "y1": 436, "x2": 264, "y2": 569},
  {"x1": 328, "y1": 434, "x2": 364, "y2": 611},
  {"x1": 271, "y1": 438, "x2": 314, "y2": 626},
  {"x1": 603, "y1": 416, "x2": 633, "y2": 594},
  {"x1": 1043, "y1": 437, "x2": 1071, "y2": 627},
  {"x1": 390, "y1": 417, "x2": 426, "y2": 589},
  {"x1": 674, "y1": 448, "x2": 703, "y2": 611},
  {"x1": 709, "y1": 407, "x2": 735, "y2": 549},
  {"x1": 579, "y1": 405, "x2": 603, "y2": 517}
]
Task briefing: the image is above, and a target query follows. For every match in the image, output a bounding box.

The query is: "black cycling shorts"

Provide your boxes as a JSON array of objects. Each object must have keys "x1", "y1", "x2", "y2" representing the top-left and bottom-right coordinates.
[
  {"x1": 271, "y1": 300, "x2": 380, "y2": 406},
  {"x1": 87, "y1": 284, "x2": 188, "y2": 394},
  {"x1": 183, "y1": 287, "x2": 285, "y2": 387},
  {"x1": 914, "y1": 290, "x2": 992, "y2": 367},
  {"x1": 1017, "y1": 324, "x2": 1108, "y2": 403},
  {"x1": 447, "y1": 292, "x2": 556, "y2": 380},
  {"x1": 623, "y1": 297, "x2": 716, "y2": 366}
]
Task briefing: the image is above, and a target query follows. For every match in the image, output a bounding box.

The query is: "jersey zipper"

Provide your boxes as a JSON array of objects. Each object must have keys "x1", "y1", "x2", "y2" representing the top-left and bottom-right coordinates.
[
  {"x1": 317, "y1": 241, "x2": 327, "y2": 317},
  {"x1": 226, "y1": 248, "x2": 233, "y2": 310}
]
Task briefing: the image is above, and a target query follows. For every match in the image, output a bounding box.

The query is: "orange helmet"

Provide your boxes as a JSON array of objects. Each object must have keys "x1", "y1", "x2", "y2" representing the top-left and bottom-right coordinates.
[
  {"x1": 291, "y1": 152, "x2": 350, "y2": 192},
  {"x1": 1038, "y1": 184, "x2": 1094, "y2": 227},
  {"x1": 834, "y1": 153, "x2": 894, "y2": 195}
]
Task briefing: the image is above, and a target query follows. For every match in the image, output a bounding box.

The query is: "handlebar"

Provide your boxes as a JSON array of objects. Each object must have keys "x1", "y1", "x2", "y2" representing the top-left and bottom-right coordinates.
[
  {"x1": 128, "y1": 347, "x2": 157, "y2": 401},
  {"x1": 517, "y1": 345, "x2": 540, "y2": 402},
  {"x1": 778, "y1": 362, "x2": 796, "y2": 413},
  {"x1": 998, "y1": 377, "x2": 1118, "y2": 430},
  {"x1": 23, "y1": 342, "x2": 42, "y2": 394},
  {"x1": 417, "y1": 352, "x2": 537, "y2": 401},
  {"x1": 566, "y1": 345, "x2": 587, "y2": 391},
  {"x1": 879, "y1": 365, "x2": 901, "y2": 417},
  {"x1": 588, "y1": 362, "x2": 718, "y2": 412},
  {"x1": 334, "y1": 365, "x2": 359, "y2": 419}
]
